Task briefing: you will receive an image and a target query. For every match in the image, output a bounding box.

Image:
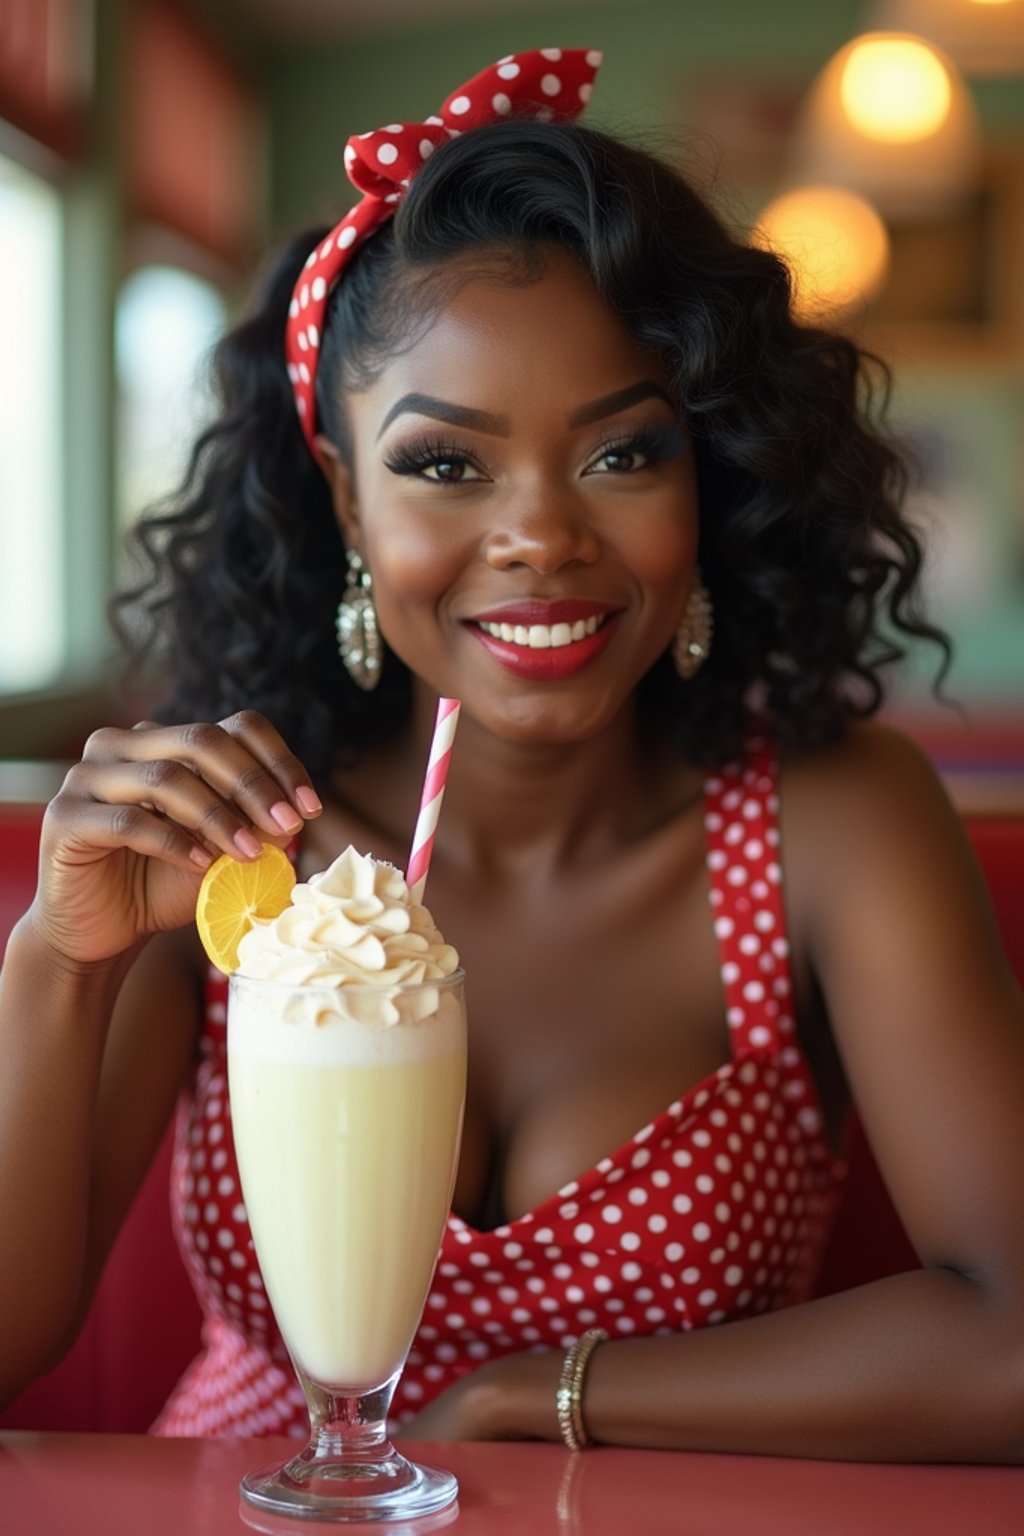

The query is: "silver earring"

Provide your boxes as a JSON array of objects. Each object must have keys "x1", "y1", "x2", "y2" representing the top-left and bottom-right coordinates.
[
  {"x1": 336, "y1": 549, "x2": 382, "y2": 691},
  {"x1": 672, "y1": 569, "x2": 713, "y2": 680}
]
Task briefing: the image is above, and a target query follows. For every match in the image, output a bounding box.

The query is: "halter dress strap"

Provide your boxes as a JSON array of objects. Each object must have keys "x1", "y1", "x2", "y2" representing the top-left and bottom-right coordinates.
[
  {"x1": 703, "y1": 740, "x2": 796, "y2": 1065},
  {"x1": 201, "y1": 967, "x2": 229, "y2": 1056}
]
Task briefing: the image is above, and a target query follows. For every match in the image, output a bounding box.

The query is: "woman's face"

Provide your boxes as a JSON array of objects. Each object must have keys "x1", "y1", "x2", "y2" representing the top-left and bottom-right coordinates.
[{"x1": 326, "y1": 246, "x2": 699, "y2": 746}]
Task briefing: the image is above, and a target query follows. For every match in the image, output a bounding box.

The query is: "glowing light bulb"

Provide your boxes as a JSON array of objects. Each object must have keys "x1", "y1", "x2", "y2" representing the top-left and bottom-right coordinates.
[
  {"x1": 754, "y1": 186, "x2": 891, "y2": 321},
  {"x1": 840, "y1": 37, "x2": 951, "y2": 142}
]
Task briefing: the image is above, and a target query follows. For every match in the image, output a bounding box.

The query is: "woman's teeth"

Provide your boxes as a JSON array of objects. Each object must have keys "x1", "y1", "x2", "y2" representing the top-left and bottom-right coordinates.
[{"x1": 477, "y1": 615, "x2": 604, "y2": 649}]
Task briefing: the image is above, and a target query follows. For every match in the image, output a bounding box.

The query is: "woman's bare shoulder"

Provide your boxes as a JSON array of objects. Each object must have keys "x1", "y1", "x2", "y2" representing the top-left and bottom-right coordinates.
[
  {"x1": 780, "y1": 717, "x2": 949, "y2": 818},
  {"x1": 776, "y1": 719, "x2": 976, "y2": 917}
]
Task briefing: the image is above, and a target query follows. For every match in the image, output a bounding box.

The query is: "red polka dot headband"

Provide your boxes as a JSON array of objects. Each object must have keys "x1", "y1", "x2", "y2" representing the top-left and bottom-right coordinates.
[{"x1": 285, "y1": 47, "x2": 603, "y2": 460}]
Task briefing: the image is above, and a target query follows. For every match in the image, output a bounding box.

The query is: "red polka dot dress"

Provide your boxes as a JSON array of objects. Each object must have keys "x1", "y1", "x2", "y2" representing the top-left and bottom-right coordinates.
[{"x1": 153, "y1": 742, "x2": 845, "y2": 1436}]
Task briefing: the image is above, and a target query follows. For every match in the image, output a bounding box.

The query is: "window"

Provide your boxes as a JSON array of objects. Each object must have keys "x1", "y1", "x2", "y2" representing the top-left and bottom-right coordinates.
[
  {"x1": 0, "y1": 151, "x2": 63, "y2": 693},
  {"x1": 115, "y1": 263, "x2": 227, "y2": 555}
]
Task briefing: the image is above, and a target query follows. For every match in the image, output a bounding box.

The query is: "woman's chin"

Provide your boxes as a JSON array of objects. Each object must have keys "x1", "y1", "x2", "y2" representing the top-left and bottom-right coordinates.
[{"x1": 463, "y1": 691, "x2": 636, "y2": 750}]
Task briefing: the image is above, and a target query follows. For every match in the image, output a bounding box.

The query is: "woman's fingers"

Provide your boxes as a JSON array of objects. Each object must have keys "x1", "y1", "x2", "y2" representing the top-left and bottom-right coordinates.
[
  {"x1": 64, "y1": 759, "x2": 270, "y2": 864},
  {"x1": 45, "y1": 793, "x2": 214, "y2": 873},
  {"x1": 81, "y1": 715, "x2": 322, "y2": 844},
  {"x1": 33, "y1": 714, "x2": 320, "y2": 960},
  {"x1": 218, "y1": 711, "x2": 323, "y2": 820}
]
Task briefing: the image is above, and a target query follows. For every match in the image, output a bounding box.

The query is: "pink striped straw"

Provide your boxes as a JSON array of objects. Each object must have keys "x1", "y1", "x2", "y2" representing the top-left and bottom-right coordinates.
[{"x1": 407, "y1": 697, "x2": 461, "y2": 904}]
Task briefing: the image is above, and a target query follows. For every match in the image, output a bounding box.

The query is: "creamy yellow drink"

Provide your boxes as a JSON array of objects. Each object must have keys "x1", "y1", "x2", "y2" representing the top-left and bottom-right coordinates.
[{"x1": 227, "y1": 847, "x2": 466, "y2": 1393}]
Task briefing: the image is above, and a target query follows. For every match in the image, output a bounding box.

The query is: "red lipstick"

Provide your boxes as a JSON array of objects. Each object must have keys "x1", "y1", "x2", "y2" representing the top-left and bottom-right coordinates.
[{"x1": 468, "y1": 611, "x2": 620, "y2": 681}]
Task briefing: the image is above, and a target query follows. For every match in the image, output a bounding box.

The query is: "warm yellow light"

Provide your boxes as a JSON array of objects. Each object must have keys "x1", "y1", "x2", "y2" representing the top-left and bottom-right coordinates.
[
  {"x1": 790, "y1": 32, "x2": 980, "y2": 216},
  {"x1": 840, "y1": 37, "x2": 951, "y2": 142},
  {"x1": 866, "y1": 1, "x2": 1024, "y2": 76},
  {"x1": 755, "y1": 186, "x2": 891, "y2": 321}
]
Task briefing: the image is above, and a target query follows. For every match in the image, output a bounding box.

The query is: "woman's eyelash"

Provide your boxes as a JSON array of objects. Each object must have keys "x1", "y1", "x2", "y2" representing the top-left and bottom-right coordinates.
[
  {"x1": 589, "y1": 426, "x2": 688, "y2": 467},
  {"x1": 383, "y1": 438, "x2": 480, "y2": 477},
  {"x1": 382, "y1": 424, "x2": 688, "y2": 480}
]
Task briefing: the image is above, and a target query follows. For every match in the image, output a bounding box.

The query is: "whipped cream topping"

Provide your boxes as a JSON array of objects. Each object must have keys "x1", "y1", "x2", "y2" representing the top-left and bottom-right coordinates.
[{"x1": 235, "y1": 846, "x2": 459, "y2": 1028}]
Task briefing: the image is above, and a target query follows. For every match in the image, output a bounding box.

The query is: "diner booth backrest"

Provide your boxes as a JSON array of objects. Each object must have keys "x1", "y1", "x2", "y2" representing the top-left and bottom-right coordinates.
[{"x1": 0, "y1": 801, "x2": 1022, "y2": 1432}]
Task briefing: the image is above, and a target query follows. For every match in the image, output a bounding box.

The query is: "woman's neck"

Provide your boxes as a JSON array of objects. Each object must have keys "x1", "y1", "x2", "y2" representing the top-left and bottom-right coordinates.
[{"x1": 339, "y1": 690, "x2": 701, "y2": 883}]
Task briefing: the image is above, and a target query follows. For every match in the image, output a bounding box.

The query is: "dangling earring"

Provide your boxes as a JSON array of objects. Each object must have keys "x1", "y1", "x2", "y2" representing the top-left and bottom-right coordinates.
[
  {"x1": 336, "y1": 549, "x2": 382, "y2": 691},
  {"x1": 672, "y1": 568, "x2": 713, "y2": 680}
]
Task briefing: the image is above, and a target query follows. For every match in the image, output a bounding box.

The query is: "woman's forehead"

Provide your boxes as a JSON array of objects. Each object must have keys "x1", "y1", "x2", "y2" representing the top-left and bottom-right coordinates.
[{"x1": 350, "y1": 250, "x2": 673, "y2": 422}]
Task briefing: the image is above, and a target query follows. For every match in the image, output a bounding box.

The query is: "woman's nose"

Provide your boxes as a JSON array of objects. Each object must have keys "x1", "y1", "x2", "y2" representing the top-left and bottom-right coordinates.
[{"x1": 483, "y1": 488, "x2": 601, "y2": 574}]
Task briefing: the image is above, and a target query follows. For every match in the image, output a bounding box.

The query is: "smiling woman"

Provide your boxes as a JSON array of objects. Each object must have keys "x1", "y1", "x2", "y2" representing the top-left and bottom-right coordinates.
[
  {"x1": 316, "y1": 251, "x2": 699, "y2": 732},
  {"x1": 2, "y1": 48, "x2": 1024, "y2": 1467}
]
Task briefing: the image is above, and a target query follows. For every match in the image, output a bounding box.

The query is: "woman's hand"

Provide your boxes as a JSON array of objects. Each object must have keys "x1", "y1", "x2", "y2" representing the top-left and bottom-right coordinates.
[
  {"x1": 401, "y1": 1350, "x2": 562, "y2": 1442},
  {"x1": 29, "y1": 712, "x2": 322, "y2": 967}
]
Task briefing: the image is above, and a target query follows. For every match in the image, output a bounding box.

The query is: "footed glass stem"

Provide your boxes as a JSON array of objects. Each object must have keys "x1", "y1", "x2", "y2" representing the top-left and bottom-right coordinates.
[{"x1": 239, "y1": 1368, "x2": 458, "y2": 1524}]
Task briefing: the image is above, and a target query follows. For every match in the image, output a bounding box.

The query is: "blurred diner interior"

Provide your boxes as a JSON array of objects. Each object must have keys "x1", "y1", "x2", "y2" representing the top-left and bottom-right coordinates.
[
  {"x1": 1, "y1": 0, "x2": 1022, "y2": 794},
  {"x1": 1, "y1": 0, "x2": 1024, "y2": 1443}
]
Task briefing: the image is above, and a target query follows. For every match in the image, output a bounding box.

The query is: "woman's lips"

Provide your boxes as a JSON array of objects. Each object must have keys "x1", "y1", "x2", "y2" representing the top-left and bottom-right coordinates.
[
  {"x1": 471, "y1": 599, "x2": 616, "y2": 627},
  {"x1": 467, "y1": 610, "x2": 620, "y2": 680}
]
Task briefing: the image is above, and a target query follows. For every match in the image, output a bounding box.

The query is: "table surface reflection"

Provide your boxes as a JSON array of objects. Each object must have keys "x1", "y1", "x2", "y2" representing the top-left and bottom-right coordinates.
[{"x1": 1, "y1": 1432, "x2": 1022, "y2": 1536}]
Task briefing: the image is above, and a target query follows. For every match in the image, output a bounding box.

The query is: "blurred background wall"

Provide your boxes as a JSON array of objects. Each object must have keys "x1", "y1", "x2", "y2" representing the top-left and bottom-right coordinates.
[{"x1": 1, "y1": 0, "x2": 1022, "y2": 764}]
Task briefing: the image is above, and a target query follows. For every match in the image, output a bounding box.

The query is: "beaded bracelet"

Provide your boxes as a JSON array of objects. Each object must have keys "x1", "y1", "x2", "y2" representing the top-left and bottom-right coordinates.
[{"x1": 555, "y1": 1328, "x2": 608, "y2": 1451}]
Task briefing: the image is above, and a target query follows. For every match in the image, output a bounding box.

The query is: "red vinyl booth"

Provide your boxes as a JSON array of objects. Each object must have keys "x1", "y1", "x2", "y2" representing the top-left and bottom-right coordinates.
[{"x1": 1, "y1": 798, "x2": 1022, "y2": 1432}]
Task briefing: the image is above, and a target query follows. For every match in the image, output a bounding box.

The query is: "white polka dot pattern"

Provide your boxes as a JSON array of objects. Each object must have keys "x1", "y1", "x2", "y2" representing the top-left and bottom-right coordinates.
[
  {"x1": 284, "y1": 48, "x2": 603, "y2": 458},
  {"x1": 158, "y1": 744, "x2": 844, "y2": 1437}
]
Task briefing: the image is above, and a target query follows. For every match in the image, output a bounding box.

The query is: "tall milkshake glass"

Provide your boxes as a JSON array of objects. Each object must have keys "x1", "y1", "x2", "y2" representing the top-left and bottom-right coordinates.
[{"x1": 227, "y1": 968, "x2": 467, "y2": 1523}]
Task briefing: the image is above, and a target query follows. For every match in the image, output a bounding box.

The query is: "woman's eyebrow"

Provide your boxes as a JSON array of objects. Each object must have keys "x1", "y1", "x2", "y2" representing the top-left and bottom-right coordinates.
[
  {"x1": 376, "y1": 380, "x2": 675, "y2": 441},
  {"x1": 377, "y1": 395, "x2": 510, "y2": 439},
  {"x1": 566, "y1": 381, "x2": 676, "y2": 427}
]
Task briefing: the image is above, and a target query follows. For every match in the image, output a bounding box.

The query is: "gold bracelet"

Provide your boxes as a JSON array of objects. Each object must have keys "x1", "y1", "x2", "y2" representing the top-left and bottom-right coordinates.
[{"x1": 555, "y1": 1328, "x2": 608, "y2": 1451}]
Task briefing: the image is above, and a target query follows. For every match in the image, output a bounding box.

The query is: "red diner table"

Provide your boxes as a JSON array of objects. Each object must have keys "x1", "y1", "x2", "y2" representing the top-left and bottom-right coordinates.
[{"x1": 1, "y1": 1435, "x2": 1022, "y2": 1536}]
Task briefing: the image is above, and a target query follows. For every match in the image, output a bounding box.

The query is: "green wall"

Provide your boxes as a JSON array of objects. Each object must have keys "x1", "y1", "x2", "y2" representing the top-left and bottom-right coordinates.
[
  {"x1": 265, "y1": 1, "x2": 1024, "y2": 232},
  {"x1": 266, "y1": 0, "x2": 868, "y2": 233}
]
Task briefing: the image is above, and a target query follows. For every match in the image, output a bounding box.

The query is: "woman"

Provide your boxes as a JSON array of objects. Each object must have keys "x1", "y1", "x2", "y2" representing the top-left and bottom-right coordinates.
[{"x1": 1, "y1": 49, "x2": 1022, "y2": 1459}]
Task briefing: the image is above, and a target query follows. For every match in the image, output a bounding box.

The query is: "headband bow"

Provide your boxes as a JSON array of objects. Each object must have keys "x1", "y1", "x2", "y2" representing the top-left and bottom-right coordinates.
[{"x1": 285, "y1": 47, "x2": 603, "y2": 458}]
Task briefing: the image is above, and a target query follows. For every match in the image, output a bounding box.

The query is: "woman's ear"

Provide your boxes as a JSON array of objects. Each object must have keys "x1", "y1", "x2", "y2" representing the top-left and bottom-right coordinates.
[{"x1": 315, "y1": 435, "x2": 362, "y2": 551}]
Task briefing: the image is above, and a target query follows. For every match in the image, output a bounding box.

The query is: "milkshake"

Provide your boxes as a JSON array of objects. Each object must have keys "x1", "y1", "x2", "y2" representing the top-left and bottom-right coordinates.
[
  {"x1": 223, "y1": 846, "x2": 466, "y2": 1519},
  {"x1": 229, "y1": 973, "x2": 465, "y2": 1391}
]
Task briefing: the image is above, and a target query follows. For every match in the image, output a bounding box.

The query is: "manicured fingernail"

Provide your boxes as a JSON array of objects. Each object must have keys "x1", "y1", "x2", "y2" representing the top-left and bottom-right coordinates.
[
  {"x1": 190, "y1": 846, "x2": 213, "y2": 869},
  {"x1": 295, "y1": 786, "x2": 322, "y2": 816},
  {"x1": 234, "y1": 828, "x2": 263, "y2": 859},
  {"x1": 270, "y1": 800, "x2": 303, "y2": 833}
]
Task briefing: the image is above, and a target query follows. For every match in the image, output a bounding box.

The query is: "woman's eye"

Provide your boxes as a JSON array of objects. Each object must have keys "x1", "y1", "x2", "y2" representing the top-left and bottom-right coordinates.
[
  {"x1": 421, "y1": 458, "x2": 481, "y2": 483},
  {"x1": 588, "y1": 444, "x2": 650, "y2": 475},
  {"x1": 383, "y1": 441, "x2": 487, "y2": 483}
]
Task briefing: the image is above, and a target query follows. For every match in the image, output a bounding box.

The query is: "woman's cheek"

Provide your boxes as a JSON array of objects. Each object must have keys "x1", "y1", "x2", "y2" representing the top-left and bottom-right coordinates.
[
  {"x1": 611, "y1": 502, "x2": 699, "y2": 600},
  {"x1": 363, "y1": 512, "x2": 475, "y2": 636}
]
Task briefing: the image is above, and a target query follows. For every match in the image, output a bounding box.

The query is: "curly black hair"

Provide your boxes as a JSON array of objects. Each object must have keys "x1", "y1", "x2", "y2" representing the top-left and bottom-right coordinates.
[{"x1": 114, "y1": 119, "x2": 951, "y2": 791}]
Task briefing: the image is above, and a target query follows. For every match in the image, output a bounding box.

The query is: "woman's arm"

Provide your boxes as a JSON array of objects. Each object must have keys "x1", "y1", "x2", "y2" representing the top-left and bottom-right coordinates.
[
  {"x1": 0, "y1": 923, "x2": 200, "y2": 1405},
  {"x1": 0, "y1": 713, "x2": 321, "y2": 1409},
  {"x1": 409, "y1": 724, "x2": 1024, "y2": 1462}
]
